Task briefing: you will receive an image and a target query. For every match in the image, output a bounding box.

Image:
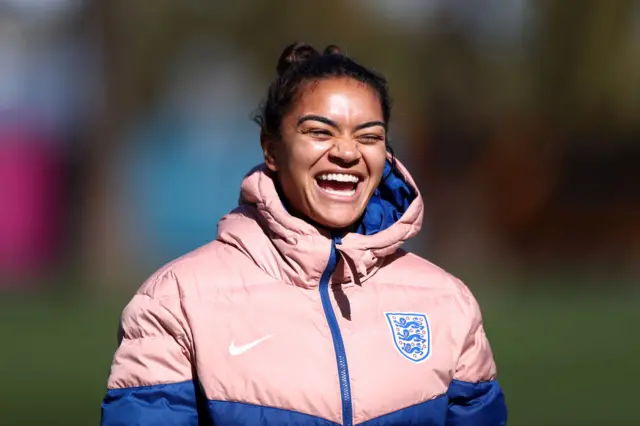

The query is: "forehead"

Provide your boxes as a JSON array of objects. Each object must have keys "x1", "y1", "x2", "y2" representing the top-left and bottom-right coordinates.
[{"x1": 291, "y1": 78, "x2": 383, "y2": 121}]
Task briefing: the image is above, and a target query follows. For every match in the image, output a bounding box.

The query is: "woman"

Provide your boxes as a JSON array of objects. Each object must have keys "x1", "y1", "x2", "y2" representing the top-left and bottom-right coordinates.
[{"x1": 101, "y1": 43, "x2": 507, "y2": 426}]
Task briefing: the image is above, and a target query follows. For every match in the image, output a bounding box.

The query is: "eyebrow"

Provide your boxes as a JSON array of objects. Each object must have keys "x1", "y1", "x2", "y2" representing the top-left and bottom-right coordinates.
[
  {"x1": 354, "y1": 120, "x2": 386, "y2": 131},
  {"x1": 297, "y1": 115, "x2": 338, "y2": 128},
  {"x1": 297, "y1": 115, "x2": 386, "y2": 131}
]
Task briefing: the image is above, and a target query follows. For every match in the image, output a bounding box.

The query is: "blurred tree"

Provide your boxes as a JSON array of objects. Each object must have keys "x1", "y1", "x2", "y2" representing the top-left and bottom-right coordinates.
[
  {"x1": 407, "y1": 0, "x2": 640, "y2": 275},
  {"x1": 532, "y1": 0, "x2": 639, "y2": 127}
]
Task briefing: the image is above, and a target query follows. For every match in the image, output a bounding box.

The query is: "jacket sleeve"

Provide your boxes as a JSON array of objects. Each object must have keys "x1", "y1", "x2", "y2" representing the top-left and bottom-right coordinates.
[
  {"x1": 446, "y1": 285, "x2": 507, "y2": 426},
  {"x1": 101, "y1": 277, "x2": 202, "y2": 426}
]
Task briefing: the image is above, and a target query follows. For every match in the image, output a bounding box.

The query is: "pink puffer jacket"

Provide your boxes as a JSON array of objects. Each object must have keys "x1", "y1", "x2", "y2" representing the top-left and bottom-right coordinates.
[{"x1": 101, "y1": 159, "x2": 507, "y2": 426}]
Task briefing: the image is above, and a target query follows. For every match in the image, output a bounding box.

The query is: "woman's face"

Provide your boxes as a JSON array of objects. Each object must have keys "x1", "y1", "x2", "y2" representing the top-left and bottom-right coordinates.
[{"x1": 262, "y1": 77, "x2": 388, "y2": 230}]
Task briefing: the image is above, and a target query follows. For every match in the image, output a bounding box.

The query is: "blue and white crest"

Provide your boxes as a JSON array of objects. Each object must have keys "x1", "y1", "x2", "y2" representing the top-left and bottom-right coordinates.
[{"x1": 385, "y1": 312, "x2": 431, "y2": 363}]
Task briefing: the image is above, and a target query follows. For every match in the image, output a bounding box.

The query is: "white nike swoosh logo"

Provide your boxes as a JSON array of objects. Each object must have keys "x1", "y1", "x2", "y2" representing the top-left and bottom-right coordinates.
[{"x1": 228, "y1": 335, "x2": 273, "y2": 356}]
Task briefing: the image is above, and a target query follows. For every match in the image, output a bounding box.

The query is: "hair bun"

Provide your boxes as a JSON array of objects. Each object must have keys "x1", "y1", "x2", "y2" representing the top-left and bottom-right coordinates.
[
  {"x1": 277, "y1": 42, "x2": 320, "y2": 76},
  {"x1": 323, "y1": 45, "x2": 343, "y2": 55}
]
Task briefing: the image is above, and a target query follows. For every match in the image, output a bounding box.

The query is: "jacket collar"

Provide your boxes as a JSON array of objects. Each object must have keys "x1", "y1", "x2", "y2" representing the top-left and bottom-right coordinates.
[{"x1": 216, "y1": 157, "x2": 424, "y2": 289}]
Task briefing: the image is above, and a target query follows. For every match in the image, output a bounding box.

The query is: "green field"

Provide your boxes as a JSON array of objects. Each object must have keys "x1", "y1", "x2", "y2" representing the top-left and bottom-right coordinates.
[{"x1": 1, "y1": 290, "x2": 638, "y2": 426}]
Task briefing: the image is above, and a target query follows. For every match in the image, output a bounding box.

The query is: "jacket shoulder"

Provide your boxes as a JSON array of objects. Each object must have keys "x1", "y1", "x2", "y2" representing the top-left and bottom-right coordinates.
[
  {"x1": 137, "y1": 237, "x2": 268, "y2": 301},
  {"x1": 380, "y1": 250, "x2": 475, "y2": 300}
]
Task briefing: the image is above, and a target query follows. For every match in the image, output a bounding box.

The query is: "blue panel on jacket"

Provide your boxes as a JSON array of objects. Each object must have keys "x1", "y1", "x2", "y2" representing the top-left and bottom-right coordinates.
[
  {"x1": 446, "y1": 379, "x2": 507, "y2": 426},
  {"x1": 208, "y1": 400, "x2": 341, "y2": 426},
  {"x1": 101, "y1": 380, "x2": 200, "y2": 426},
  {"x1": 101, "y1": 379, "x2": 506, "y2": 425},
  {"x1": 358, "y1": 394, "x2": 448, "y2": 426}
]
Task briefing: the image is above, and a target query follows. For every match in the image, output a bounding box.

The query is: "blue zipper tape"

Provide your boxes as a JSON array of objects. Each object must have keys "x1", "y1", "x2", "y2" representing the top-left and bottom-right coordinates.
[{"x1": 319, "y1": 238, "x2": 352, "y2": 426}]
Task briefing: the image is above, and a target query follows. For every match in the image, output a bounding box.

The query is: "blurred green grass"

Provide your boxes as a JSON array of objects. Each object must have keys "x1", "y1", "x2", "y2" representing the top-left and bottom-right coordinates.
[{"x1": 1, "y1": 290, "x2": 638, "y2": 426}]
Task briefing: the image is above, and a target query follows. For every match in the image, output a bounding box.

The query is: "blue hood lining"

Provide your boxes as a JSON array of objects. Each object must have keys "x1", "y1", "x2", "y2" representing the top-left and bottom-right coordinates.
[{"x1": 355, "y1": 160, "x2": 416, "y2": 235}]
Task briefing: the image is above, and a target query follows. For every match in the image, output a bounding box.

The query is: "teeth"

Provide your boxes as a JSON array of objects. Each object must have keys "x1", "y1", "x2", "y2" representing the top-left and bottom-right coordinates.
[
  {"x1": 317, "y1": 173, "x2": 360, "y2": 183},
  {"x1": 320, "y1": 187, "x2": 356, "y2": 196}
]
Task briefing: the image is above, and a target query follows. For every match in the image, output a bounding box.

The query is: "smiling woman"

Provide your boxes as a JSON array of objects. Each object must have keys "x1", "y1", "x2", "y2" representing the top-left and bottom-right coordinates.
[
  {"x1": 256, "y1": 43, "x2": 391, "y2": 230},
  {"x1": 100, "y1": 43, "x2": 508, "y2": 426},
  {"x1": 262, "y1": 76, "x2": 387, "y2": 229}
]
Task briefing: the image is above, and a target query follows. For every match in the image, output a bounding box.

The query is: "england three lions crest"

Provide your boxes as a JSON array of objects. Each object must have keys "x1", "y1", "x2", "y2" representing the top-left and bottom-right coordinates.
[{"x1": 385, "y1": 312, "x2": 431, "y2": 363}]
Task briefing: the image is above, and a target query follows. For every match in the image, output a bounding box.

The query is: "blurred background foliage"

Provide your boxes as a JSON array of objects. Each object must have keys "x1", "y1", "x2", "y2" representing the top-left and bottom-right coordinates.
[{"x1": 0, "y1": 1, "x2": 638, "y2": 425}]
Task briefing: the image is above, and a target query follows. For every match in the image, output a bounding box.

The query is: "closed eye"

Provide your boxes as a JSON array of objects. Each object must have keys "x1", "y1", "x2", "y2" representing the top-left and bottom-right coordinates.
[
  {"x1": 306, "y1": 129, "x2": 333, "y2": 138},
  {"x1": 359, "y1": 134, "x2": 384, "y2": 143}
]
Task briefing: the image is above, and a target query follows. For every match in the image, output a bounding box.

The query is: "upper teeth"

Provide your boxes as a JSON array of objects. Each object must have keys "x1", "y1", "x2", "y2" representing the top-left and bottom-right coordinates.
[{"x1": 317, "y1": 173, "x2": 359, "y2": 183}]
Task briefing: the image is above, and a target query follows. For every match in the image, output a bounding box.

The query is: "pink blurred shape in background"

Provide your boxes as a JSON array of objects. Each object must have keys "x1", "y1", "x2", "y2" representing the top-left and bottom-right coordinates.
[{"x1": 0, "y1": 124, "x2": 64, "y2": 284}]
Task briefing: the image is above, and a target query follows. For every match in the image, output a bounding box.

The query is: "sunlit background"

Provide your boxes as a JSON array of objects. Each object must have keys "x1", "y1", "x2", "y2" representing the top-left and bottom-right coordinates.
[{"x1": 1, "y1": 1, "x2": 638, "y2": 425}]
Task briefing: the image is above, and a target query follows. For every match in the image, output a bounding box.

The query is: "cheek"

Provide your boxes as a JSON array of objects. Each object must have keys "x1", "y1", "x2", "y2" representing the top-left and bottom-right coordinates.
[
  {"x1": 284, "y1": 148, "x2": 311, "y2": 180},
  {"x1": 279, "y1": 148, "x2": 314, "y2": 196},
  {"x1": 284, "y1": 141, "x2": 327, "y2": 182},
  {"x1": 280, "y1": 133, "x2": 317, "y2": 163}
]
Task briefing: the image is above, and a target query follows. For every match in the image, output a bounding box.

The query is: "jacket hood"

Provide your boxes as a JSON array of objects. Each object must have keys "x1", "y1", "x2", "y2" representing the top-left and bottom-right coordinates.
[{"x1": 216, "y1": 157, "x2": 424, "y2": 289}]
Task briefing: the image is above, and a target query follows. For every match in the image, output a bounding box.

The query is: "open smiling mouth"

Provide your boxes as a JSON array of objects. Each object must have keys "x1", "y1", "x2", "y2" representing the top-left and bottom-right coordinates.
[{"x1": 315, "y1": 173, "x2": 362, "y2": 197}]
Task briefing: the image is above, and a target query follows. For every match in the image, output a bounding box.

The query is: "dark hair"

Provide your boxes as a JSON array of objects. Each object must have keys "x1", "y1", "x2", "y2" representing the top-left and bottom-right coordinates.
[{"x1": 253, "y1": 42, "x2": 393, "y2": 144}]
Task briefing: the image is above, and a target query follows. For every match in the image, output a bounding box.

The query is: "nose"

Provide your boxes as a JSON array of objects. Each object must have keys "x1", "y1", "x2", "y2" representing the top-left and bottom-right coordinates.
[{"x1": 328, "y1": 136, "x2": 361, "y2": 165}]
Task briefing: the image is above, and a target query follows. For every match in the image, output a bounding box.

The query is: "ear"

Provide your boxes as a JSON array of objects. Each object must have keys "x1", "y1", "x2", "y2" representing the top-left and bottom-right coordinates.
[{"x1": 260, "y1": 131, "x2": 279, "y2": 172}]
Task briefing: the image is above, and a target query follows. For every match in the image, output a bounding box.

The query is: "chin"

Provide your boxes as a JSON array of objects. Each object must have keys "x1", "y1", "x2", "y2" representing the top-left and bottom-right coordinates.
[{"x1": 311, "y1": 210, "x2": 361, "y2": 231}]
